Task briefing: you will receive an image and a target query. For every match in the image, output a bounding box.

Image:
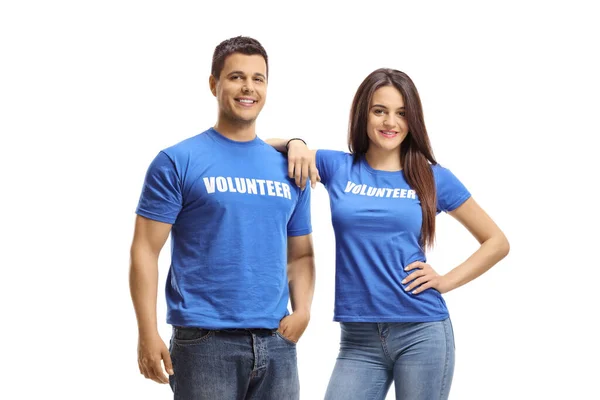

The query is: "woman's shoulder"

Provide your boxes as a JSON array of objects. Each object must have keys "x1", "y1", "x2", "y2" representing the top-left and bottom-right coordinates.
[
  {"x1": 430, "y1": 162, "x2": 454, "y2": 177},
  {"x1": 316, "y1": 149, "x2": 352, "y2": 158},
  {"x1": 316, "y1": 149, "x2": 353, "y2": 165}
]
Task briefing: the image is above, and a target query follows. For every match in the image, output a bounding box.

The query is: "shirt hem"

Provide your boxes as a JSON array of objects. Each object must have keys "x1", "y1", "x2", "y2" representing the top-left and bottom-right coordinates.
[
  {"x1": 135, "y1": 209, "x2": 177, "y2": 224},
  {"x1": 167, "y1": 316, "x2": 281, "y2": 330},
  {"x1": 287, "y1": 227, "x2": 312, "y2": 237},
  {"x1": 445, "y1": 193, "x2": 471, "y2": 212},
  {"x1": 333, "y1": 313, "x2": 449, "y2": 323}
]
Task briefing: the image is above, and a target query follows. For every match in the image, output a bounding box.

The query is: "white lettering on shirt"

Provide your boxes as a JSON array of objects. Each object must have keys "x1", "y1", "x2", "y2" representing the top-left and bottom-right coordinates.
[{"x1": 203, "y1": 177, "x2": 293, "y2": 200}]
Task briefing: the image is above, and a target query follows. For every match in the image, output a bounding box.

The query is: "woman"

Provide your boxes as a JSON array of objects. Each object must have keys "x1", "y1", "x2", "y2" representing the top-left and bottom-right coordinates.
[{"x1": 268, "y1": 68, "x2": 509, "y2": 400}]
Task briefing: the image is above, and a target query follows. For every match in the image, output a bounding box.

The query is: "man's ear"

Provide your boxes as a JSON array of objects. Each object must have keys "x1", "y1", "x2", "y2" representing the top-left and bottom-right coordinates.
[{"x1": 209, "y1": 75, "x2": 217, "y2": 97}]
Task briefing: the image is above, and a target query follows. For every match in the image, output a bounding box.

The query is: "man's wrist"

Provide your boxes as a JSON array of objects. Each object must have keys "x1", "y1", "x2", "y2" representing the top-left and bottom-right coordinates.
[
  {"x1": 138, "y1": 326, "x2": 160, "y2": 339},
  {"x1": 292, "y1": 309, "x2": 311, "y2": 320}
]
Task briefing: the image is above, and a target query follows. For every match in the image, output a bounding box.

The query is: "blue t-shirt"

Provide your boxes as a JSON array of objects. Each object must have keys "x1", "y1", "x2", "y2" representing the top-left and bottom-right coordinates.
[
  {"x1": 136, "y1": 128, "x2": 312, "y2": 329},
  {"x1": 316, "y1": 150, "x2": 471, "y2": 322}
]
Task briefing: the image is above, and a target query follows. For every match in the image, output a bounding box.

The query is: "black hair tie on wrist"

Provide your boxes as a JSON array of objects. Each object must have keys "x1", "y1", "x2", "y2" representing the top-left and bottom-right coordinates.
[{"x1": 285, "y1": 138, "x2": 307, "y2": 151}]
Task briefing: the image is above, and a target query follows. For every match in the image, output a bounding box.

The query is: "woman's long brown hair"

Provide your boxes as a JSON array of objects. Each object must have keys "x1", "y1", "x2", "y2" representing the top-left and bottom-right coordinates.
[{"x1": 348, "y1": 68, "x2": 438, "y2": 250}]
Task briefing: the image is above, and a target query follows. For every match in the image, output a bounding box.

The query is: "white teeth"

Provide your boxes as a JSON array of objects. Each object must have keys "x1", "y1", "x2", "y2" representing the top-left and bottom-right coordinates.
[{"x1": 238, "y1": 99, "x2": 254, "y2": 104}]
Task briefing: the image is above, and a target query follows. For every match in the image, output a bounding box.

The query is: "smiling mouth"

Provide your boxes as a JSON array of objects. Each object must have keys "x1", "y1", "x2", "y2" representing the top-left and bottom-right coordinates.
[
  {"x1": 235, "y1": 98, "x2": 257, "y2": 106},
  {"x1": 379, "y1": 130, "x2": 398, "y2": 138}
]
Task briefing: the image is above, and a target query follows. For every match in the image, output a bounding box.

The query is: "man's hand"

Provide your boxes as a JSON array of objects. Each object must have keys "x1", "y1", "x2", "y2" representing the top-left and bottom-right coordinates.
[
  {"x1": 278, "y1": 311, "x2": 310, "y2": 343},
  {"x1": 137, "y1": 333, "x2": 174, "y2": 384},
  {"x1": 287, "y1": 140, "x2": 320, "y2": 190}
]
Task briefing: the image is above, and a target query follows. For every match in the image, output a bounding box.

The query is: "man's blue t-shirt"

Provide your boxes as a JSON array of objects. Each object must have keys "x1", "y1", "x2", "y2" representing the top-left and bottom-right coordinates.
[
  {"x1": 136, "y1": 128, "x2": 312, "y2": 330},
  {"x1": 316, "y1": 150, "x2": 471, "y2": 322}
]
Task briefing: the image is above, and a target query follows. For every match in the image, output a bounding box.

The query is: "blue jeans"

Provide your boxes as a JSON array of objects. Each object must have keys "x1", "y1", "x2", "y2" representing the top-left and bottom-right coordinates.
[
  {"x1": 169, "y1": 327, "x2": 299, "y2": 400},
  {"x1": 325, "y1": 318, "x2": 455, "y2": 400}
]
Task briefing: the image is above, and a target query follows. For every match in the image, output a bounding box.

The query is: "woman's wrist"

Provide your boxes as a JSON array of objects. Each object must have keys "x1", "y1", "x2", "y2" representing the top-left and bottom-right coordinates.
[{"x1": 285, "y1": 138, "x2": 307, "y2": 152}]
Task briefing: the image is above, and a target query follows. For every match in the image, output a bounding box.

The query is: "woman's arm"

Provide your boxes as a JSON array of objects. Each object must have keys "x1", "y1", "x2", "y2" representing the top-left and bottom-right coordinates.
[
  {"x1": 265, "y1": 138, "x2": 320, "y2": 189},
  {"x1": 404, "y1": 197, "x2": 510, "y2": 294},
  {"x1": 265, "y1": 138, "x2": 291, "y2": 153},
  {"x1": 441, "y1": 197, "x2": 510, "y2": 292}
]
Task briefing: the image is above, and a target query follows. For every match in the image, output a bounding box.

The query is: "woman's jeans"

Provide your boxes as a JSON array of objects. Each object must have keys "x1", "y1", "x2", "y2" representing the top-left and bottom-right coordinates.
[{"x1": 325, "y1": 318, "x2": 455, "y2": 400}]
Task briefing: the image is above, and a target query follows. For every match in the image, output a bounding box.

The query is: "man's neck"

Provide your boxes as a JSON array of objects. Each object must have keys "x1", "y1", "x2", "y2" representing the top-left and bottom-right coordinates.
[{"x1": 214, "y1": 117, "x2": 257, "y2": 142}]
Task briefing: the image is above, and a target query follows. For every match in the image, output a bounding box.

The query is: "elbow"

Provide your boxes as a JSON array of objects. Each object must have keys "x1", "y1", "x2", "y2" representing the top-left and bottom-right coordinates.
[
  {"x1": 497, "y1": 234, "x2": 510, "y2": 259},
  {"x1": 287, "y1": 253, "x2": 316, "y2": 276},
  {"x1": 289, "y1": 253, "x2": 315, "y2": 266}
]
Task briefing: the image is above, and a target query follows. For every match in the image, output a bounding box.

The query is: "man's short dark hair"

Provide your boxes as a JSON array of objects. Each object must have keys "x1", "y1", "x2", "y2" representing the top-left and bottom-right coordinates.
[{"x1": 211, "y1": 36, "x2": 268, "y2": 80}]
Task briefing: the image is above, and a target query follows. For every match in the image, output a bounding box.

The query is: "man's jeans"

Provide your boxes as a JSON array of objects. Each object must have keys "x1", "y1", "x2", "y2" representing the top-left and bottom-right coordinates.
[
  {"x1": 169, "y1": 326, "x2": 299, "y2": 400},
  {"x1": 324, "y1": 318, "x2": 455, "y2": 400}
]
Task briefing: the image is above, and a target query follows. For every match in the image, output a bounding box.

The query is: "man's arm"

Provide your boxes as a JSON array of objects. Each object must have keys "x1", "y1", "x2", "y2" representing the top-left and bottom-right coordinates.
[
  {"x1": 129, "y1": 215, "x2": 173, "y2": 384},
  {"x1": 278, "y1": 234, "x2": 316, "y2": 343}
]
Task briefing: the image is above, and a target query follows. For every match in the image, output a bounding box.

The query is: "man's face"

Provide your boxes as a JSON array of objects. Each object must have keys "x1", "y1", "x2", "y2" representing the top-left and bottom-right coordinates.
[{"x1": 210, "y1": 53, "x2": 267, "y2": 125}]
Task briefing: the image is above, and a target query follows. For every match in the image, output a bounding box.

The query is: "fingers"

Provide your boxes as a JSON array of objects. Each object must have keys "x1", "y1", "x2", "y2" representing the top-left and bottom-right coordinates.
[
  {"x1": 288, "y1": 152, "x2": 318, "y2": 190},
  {"x1": 278, "y1": 316, "x2": 288, "y2": 334},
  {"x1": 138, "y1": 360, "x2": 147, "y2": 377},
  {"x1": 301, "y1": 162, "x2": 309, "y2": 190},
  {"x1": 310, "y1": 162, "x2": 319, "y2": 189},
  {"x1": 404, "y1": 275, "x2": 428, "y2": 293},
  {"x1": 402, "y1": 269, "x2": 425, "y2": 285},
  {"x1": 162, "y1": 349, "x2": 174, "y2": 376},
  {"x1": 279, "y1": 328, "x2": 298, "y2": 343},
  {"x1": 288, "y1": 159, "x2": 295, "y2": 180},
  {"x1": 278, "y1": 316, "x2": 301, "y2": 342},
  {"x1": 294, "y1": 160, "x2": 303, "y2": 189},
  {"x1": 404, "y1": 261, "x2": 426, "y2": 272},
  {"x1": 402, "y1": 262, "x2": 435, "y2": 294},
  {"x1": 412, "y1": 281, "x2": 434, "y2": 295},
  {"x1": 139, "y1": 357, "x2": 170, "y2": 384},
  {"x1": 149, "y1": 359, "x2": 170, "y2": 384},
  {"x1": 140, "y1": 360, "x2": 160, "y2": 383},
  {"x1": 286, "y1": 333, "x2": 299, "y2": 343},
  {"x1": 402, "y1": 261, "x2": 441, "y2": 294}
]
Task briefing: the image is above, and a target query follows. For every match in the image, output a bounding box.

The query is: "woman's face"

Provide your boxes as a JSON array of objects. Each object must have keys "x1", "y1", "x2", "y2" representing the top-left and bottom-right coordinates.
[{"x1": 366, "y1": 85, "x2": 409, "y2": 153}]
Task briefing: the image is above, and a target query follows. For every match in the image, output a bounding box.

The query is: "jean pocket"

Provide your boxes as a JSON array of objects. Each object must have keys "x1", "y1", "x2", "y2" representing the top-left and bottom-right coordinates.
[
  {"x1": 173, "y1": 327, "x2": 214, "y2": 345},
  {"x1": 275, "y1": 331, "x2": 297, "y2": 346}
]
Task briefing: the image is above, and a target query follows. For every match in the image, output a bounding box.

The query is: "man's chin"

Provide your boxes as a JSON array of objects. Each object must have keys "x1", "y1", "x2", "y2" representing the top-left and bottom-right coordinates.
[
  {"x1": 221, "y1": 109, "x2": 259, "y2": 126},
  {"x1": 232, "y1": 115, "x2": 258, "y2": 125}
]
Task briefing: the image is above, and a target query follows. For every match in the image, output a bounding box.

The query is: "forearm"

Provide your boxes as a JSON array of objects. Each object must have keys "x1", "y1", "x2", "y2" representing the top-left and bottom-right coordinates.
[
  {"x1": 287, "y1": 255, "x2": 316, "y2": 316},
  {"x1": 129, "y1": 247, "x2": 160, "y2": 336},
  {"x1": 264, "y1": 138, "x2": 289, "y2": 153},
  {"x1": 443, "y1": 234, "x2": 510, "y2": 292}
]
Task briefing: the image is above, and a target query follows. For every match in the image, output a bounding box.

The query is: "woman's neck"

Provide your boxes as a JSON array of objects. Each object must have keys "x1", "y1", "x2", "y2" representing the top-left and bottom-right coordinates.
[{"x1": 365, "y1": 148, "x2": 402, "y2": 171}]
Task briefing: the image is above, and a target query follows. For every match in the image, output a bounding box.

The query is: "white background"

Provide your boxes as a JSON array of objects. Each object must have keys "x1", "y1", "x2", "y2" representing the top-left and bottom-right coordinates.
[{"x1": 1, "y1": 1, "x2": 598, "y2": 399}]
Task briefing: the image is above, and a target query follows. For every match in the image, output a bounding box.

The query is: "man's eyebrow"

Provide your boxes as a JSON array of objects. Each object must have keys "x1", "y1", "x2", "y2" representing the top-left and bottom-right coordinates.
[{"x1": 226, "y1": 71, "x2": 266, "y2": 79}]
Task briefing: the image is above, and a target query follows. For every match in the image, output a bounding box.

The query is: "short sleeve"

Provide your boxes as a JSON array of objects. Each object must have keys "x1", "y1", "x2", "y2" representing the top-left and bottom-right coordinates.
[
  {"x1": 287, "y1": 184, "x2": 312, "y2": 237},
  {"x1": 315, "y1": 150, "x2": 350, "y2": 186},
  {"x1": 434, "y1": 164, "x2": 471, "y2": 213},
  {"x1": 135, "y1": 151, "x2": 183, "y2": 224}
]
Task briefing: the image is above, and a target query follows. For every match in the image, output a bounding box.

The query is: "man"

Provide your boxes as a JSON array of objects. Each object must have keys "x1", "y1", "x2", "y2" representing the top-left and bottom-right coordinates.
[{"x1": 129, "y1": 36, "x2": 315, "y2": 400}]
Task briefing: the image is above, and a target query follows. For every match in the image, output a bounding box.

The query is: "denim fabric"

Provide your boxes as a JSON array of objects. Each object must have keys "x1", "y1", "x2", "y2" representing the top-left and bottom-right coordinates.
[
  {"x1": 169, "y1": 327, "x2": 299, "y2": 400},
  {"x1": 325, "y1": 318, "x2": 455, "y2": 400}
]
